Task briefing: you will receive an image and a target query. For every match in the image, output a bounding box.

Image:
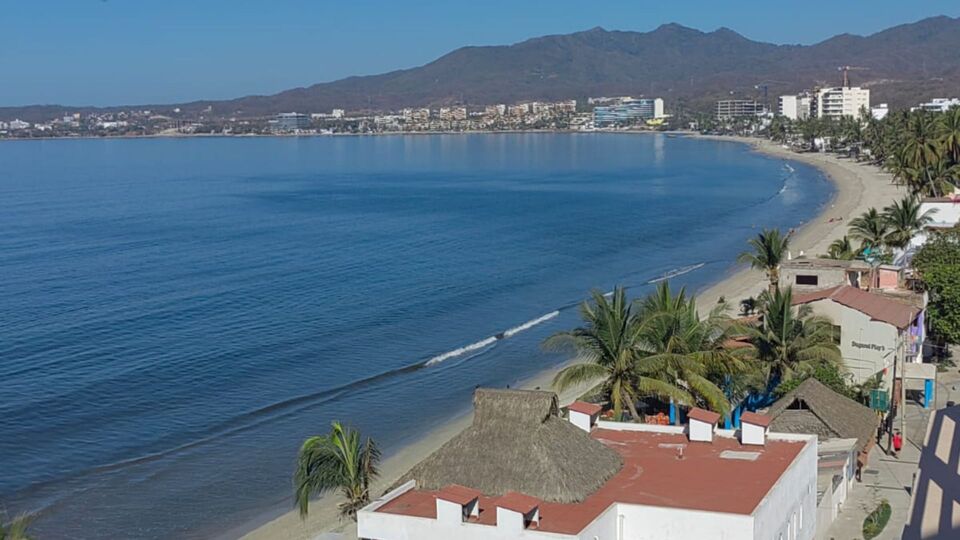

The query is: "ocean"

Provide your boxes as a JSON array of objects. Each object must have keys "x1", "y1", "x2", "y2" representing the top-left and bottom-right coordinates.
[{"x1": 0, "y1": 133, "x2": 833, "y2": 538}]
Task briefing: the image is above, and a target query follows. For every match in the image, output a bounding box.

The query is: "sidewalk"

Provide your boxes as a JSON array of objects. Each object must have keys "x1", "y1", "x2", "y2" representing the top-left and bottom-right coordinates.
[{"x1": 822, "y1": 369, "x2": 960, "y2": 540}]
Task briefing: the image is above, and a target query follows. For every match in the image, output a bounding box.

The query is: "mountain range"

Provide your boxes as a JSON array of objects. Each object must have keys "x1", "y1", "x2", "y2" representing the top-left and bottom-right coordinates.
[{"x1": 4, "y1": 16, "x2": 960, "y2": 121}]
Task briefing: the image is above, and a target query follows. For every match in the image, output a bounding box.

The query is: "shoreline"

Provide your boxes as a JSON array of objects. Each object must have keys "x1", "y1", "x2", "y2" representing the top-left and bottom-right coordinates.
[{"x1": 237, "y1": 134, "x2": 906, "y2": 540}]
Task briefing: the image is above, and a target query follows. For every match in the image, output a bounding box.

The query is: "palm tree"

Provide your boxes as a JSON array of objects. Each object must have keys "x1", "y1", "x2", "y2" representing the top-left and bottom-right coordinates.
[
  {"x1": 904, "y1": 114, "x2": 948, "y2": 197},
  {"x1": 886, "y1": 150, "x2": 922, "y2": 193},
  {"x1": 294, "y1": 422, "x2": 381, "y2": 521},
  {"x1": 849, "y1": 208, "x2": 890, "y2": 251},
  {"x1": 826, "y1": 236, "x2": 858, "y2": 260},
  {"x1": 921, "y1": 159, "x2": 960, "y2": 199},
  {"x1": 633, "y1": 282, "x2": 756, "y2": 414},
  {"x1": 938, "y1": 106, "x2": 960, "y2": 164},
  {"x1": 882, "y1": 196, "x2": 937, "y2": 250},
  {"x1": 0, "y1": 514, "x2": 34, "y2": 540},
  {"x1": 737, "y1": 228, "x2": 791, "y2": 295},
  {"x1": 748, "y1": 287, "x2": 842, "y2": 387},
  {"x1": 545, "y1": 287, "x2": 690, "y2": 421}
]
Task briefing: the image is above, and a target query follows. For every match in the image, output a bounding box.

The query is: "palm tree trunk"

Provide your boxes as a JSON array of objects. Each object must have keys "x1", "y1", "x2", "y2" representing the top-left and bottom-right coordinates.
[{"x1": 623, "y1": 390, "x2": 641, "y2": 423}]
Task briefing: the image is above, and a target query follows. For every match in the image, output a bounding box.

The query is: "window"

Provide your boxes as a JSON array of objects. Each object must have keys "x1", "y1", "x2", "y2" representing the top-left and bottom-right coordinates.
[
  {"x1": 832, "y1": 325, "x2": 842, "y2": 345},
  {"x1": 795, "y1": 274, "x2": 819, "y2": 285}
]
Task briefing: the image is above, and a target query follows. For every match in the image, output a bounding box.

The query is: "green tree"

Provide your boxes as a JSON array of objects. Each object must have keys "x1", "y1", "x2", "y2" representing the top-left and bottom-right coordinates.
[
  {"x1": 912, "y1": 230, "x2": 960, "y2": 345},
  {"x1": 545, "y1": 288, "x2": 637, "y2": 420},
  {"x1": 882, "y1": 196, "x2": 936, "y2": 250},
  {"x1": 633, "y1": 282, "x2": 756, "y2": 414},
  {"x1": 748, "y1": 287, "x2": 842, "y2": 386},
  {"x1": 774, "y1": 359, "x2": 855, "y2": 399},
  {"x1": 938, "y1": 106, "x2": 960, "y2": 164},
  {"x1": 826, "y1": 236, "x2": 859, "y2": 260},
  {"x1": 737, "y1": 228, "x2": 791, "y2": 295},
  {"x1": 0, "y1": 514, "x2": 34, "y2": 540},
  {"x1": 849, "y1": 208, "x2": 890, "y2": 251},
  {"x1": 294, "y1": 422, "x2": 381, "y2": 521}
]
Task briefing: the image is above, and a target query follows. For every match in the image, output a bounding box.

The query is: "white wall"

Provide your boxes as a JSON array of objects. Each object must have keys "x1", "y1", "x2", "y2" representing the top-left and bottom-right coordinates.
[
  {"x1": 752, "y1": 437, "x2": 818, "y2": 540},
  {"x1": 569, "y1": 410, "x2": 593, "y2": 432},
  {"x1": 804, "y1": 299, "x2": 901, "y2": 383},
  {"x1": 357, "y1": 511, "x2": 579, "y2": 540},
  {"x1": 578, "y1": 503, "x2": 754, "y2": 540}
]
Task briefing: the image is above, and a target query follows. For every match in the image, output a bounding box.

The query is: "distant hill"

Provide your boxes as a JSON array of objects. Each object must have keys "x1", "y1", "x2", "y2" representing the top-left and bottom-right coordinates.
[{"x1": 4, "y1": 16, "x2": 960, "y2": 121}]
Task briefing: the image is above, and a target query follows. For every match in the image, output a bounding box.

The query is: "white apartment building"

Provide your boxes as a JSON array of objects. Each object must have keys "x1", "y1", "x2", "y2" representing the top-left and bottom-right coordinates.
[
  {"x1": 777, "y1": 95, "x2": 812, "y2": 120},
  {"x1": 815, "y1": 87, "x2": 870, "y2": 119},
  {"x1": 913, "y1": 98, "x2": 960, "y2": 113},
  {"x1": 484, "y1": 104, "x2": 507, "y2": 117},
  {"x1": 358, "y1": 389, "x2": 818, "y2": 540}
]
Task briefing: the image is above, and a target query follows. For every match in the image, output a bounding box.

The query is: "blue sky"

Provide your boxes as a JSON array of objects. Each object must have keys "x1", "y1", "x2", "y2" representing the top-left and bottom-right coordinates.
[{"x1": 3, "y1": 0, "x2": 959, "y2": 107}]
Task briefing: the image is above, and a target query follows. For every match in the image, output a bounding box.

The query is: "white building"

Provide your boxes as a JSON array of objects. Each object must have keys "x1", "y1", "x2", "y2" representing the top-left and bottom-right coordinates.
[
  {"x1": 913, "y1": 98, "x2": 960, "y2": 113},
  {"x1": 716, "y1": 100, "x2": 766, "y2": 119},
  {"x1": 815, "y1": 87, "x2": 870, "y2": 119},
  {"x1": 902, "y1": 196, "x2": 959, "y2": 265},
  {"x1": 871, "y1": 103, "x2": 889, "y2": 120},
  {"x1": 778, "y1": 95, "x2": 812, "y2": 120},
  {"x1": 331, "y1": 109, "x2": 345, "y2": 118},
  {"x1": 484, "y1": 104, "x2": 507, "y2": 117},
  {"x1": 8, "y1": 119, "x2": 31, "y2": 130},
  {"x1": 792, "y1": 285, "x2": 924, "y2": 383},
  {"x1": 358, "y1": 389, "x2": 818, "y2": 540}
]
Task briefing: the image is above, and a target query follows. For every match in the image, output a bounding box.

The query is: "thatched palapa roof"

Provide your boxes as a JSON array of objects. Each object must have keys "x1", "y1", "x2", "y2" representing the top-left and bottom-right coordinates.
[
  {"x1": 766, "y1": 378, "x2": 878, "y2": 453},
  {"x1": 398, "y1": 388, "x2": 623, "y2": 503}
]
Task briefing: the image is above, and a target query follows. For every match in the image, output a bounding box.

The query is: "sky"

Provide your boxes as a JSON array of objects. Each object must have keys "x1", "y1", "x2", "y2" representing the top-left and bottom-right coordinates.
[{"x1": 3, "y1": 0, "x2": 959, "y2": 107}]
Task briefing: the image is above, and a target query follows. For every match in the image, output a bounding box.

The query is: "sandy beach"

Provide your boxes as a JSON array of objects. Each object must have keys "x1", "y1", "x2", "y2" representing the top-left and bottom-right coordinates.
[{"x1": 238, "y1": 134, "x2": 906, "y2": 540}]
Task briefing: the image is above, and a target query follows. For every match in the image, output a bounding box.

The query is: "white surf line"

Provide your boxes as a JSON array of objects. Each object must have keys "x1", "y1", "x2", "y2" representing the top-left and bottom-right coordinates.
[{"x1": 425, "y1": 310, "x2": 561, "y2": 366}]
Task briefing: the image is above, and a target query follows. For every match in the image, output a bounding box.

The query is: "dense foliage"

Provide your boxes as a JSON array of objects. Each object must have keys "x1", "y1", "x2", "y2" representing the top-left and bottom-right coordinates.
[
  {"x1": 546, "y1": 283, "x2": 758, "y2": 420},
  {"x1": 746, "y1": 287, "x2": 842, "y2": 387},
  {"x1": 912, "y1": 229, "x2": 960, "y2": 344},
  {"x1": 774, "y1": 361, "x2": 854, "y2": 399}
]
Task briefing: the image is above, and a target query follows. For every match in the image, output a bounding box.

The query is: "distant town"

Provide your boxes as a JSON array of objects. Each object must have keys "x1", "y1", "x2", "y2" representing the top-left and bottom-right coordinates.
[{"x1": 1, "y1": 84, "x2": 957, "y2": 140}]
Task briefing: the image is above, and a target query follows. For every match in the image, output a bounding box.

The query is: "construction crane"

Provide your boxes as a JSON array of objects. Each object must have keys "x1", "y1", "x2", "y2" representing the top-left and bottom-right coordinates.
[
  {"x1": 838, "y1": 66, "x2": 868, "y2": 87},
  {"x1": 753, "y1": 80, "x2": 790, "y2": 111}
]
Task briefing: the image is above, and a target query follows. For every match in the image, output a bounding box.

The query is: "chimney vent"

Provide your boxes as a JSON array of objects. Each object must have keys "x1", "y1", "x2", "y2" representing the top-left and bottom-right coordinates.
[
  {"x1": 687, "y1": 408, "x2": 721, "y2": 443},
  {"x1": 496, "y1": 492, "x2": 540, "y2": 531},
  {"x1": 567, "y1": 401, "x2": 602, "y2": 432},
  {"x1": 740, "y1": 412, "x2": 771, "y2": 446},
  {"x1": 435, "y1": 484, "x2": 481, "y2": 524}
]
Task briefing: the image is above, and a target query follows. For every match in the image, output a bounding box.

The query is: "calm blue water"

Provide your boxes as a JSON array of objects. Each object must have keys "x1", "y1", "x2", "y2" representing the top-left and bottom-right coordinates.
[{"x1": 0, "y1": 134, "x2": 832, "y2": 538}]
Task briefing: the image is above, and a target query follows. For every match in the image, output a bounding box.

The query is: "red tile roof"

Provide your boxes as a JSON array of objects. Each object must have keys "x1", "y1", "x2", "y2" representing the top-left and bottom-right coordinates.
[
  {"x1": 377, "y1": 429, "x2": 806, "y2": 534},
  {"x1": 792, "y1": 285, "x2": 920, "y2": 329},
  {"x1": 436, "y1": 484, "x2": 481, "y2": 505},
  {"x1": 687, "y1": 407, "x2": 721, "y2": 425},
  {"x1": 740, "y1": 411, "x2": 772, "y2": 428},
  {"x1": 497, "y1": 491, "x2": 540, "y2": 514},
  {"x1": 568, "y1": 401, "x2": 602, "y2": 416}
]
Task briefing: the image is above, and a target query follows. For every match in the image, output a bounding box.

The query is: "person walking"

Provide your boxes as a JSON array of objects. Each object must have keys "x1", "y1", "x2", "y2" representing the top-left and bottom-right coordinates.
[{"x1": 893, "y1": 430, "x2": 903, "y2": 458}]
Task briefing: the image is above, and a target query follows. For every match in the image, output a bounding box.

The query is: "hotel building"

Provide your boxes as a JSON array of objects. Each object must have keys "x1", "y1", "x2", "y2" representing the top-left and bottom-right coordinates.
[
  {"x1": 593, "y1": 98, "x2": 664, "y2": 126},
  {"x1": 777, "y1": 95, "x2": 812, "y2": 120},
  {"x1": 813, "y1": 87, "x2": 870, "y2": 119},
  {"x1": 716, "y1": 100, "x2": 766, "y2": 119},
  {"x1": 358, "y1": 389, "x2": 818, "y2": 540}
]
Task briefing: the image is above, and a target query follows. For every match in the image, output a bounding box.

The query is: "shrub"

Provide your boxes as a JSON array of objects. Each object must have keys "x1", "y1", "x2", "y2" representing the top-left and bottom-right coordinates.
[{"x1": 862, "y1": 499, "x2": 891, "y2": 540}]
